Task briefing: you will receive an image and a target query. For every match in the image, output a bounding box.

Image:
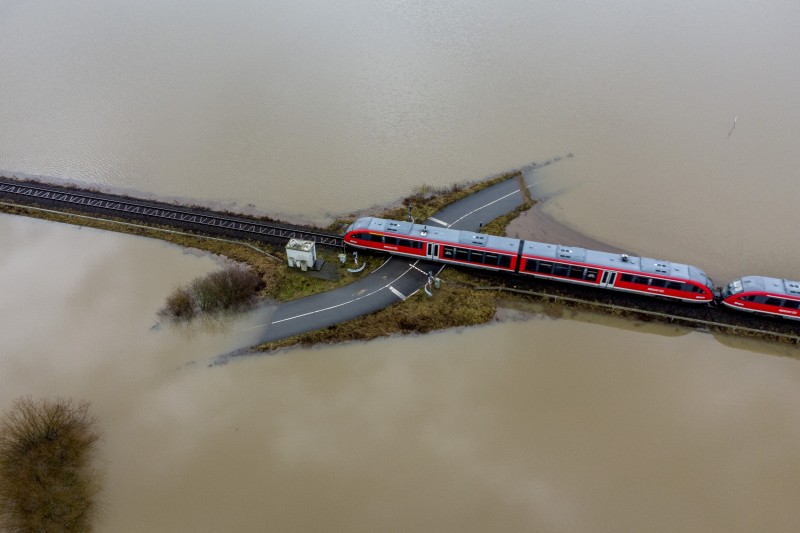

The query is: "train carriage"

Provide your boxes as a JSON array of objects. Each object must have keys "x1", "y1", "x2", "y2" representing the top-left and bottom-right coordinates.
[
  {"x1": 344, "y1": 217, "x2": 521, "y2": 272},
  {"x1": 345, "y1": 216, "x2": 715, "y2": 303},
  {"x1": 518, "y1": 243, "x2": 715, "y2": 303},
  {"x1": 722, "y1": 276, "x2": 800, "y2": 321}
]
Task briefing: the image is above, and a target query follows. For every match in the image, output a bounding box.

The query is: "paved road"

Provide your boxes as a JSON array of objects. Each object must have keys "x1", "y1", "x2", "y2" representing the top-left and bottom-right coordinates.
[
  {"x1": 245, "y1": 174, "x2": 531, "y2": 347},
  {"x1": 422, "y1": 175, "x2": 527, "y2": 231}
]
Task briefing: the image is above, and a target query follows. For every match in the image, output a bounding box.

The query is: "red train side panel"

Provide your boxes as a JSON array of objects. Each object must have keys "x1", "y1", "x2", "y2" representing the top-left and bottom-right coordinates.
[{"x1": 518, "y1": 254, "x2": 714, "y2": 303}]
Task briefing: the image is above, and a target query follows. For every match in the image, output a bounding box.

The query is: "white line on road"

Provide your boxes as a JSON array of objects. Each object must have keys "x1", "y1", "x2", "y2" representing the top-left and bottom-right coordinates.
[
  {"x1": 427, "y1": 217, "x2": 448, "y2": 226},
  {"x1": 267, "y1": 260, "x2": 426, "y2": 326},
  {"x1": 388, "y1": 286, "x2": 407, "y2": 300},
  {"x1": 447, "y1": 188, "x2": 521, "y2": 228}
]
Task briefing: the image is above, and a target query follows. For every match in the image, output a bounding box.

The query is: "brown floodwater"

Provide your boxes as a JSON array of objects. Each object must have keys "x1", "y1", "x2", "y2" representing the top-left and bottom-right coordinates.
[
  {"x1": 2, "y1": 1, "x2": 800, "y2": 531},
  {"x1": 2, "y1": 215, "x2": 800, "y2": 532}
]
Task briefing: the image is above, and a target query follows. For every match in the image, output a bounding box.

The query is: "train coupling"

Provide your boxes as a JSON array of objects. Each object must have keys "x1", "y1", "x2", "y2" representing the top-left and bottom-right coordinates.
[{"x1": 711, "y1": 287, "x2": 723, "y2": 303}]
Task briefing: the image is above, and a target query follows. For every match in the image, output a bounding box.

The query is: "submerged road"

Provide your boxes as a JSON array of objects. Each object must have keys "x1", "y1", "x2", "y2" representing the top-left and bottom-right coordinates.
[{"x1": 243, "y1": 174, "x2": 533, "y2": 348}]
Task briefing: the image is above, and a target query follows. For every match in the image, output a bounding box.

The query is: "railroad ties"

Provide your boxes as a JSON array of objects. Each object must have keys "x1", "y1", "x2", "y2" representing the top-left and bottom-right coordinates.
[{"x1": 0, "y1": 179, "x2": 343, "y2": 248}]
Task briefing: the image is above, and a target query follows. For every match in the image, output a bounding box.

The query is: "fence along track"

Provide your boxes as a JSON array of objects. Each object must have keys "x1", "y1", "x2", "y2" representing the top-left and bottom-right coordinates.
[
  {"x1": 478, "y1": 285, "x2": 800, "y2": 344},
  {"x1": 0, "y1": 179, "x2": 344, "y2": 247}
]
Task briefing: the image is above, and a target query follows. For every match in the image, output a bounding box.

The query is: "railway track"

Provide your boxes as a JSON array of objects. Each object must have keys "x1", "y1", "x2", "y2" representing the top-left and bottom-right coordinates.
[{"x1": 0, "y1": 178, "x2": 344, "y2": 248}]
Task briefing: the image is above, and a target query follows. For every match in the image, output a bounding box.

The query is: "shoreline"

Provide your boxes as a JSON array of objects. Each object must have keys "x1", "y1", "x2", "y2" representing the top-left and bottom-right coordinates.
[{"x1": 505, "y1": 200, "x2": 625, "y2": 254}]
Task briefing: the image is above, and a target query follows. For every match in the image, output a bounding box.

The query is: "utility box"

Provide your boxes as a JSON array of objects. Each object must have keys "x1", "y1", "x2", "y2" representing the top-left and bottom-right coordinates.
[{"x1": 285, "y1": 239, "x2": 317, "y2": 272}]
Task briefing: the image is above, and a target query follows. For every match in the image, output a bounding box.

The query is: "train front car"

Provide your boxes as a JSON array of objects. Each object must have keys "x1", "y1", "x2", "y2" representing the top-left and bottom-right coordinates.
[
  {"x1": 344, "y1": 216, "x2": 521, "y2": 272},
  {"x1": 721, "y1": 276, "x2": 800, "y2": 321},
  {"x1": 344, "y1": 217, "x2": 427, "y2": 259},
  {"x1": 518, "y1": 242, "x2": 715, "y2": 303}
]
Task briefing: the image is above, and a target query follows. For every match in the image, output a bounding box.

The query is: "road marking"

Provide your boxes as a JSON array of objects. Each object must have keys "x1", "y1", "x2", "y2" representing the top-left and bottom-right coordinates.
[
  {"x1": 428, "y1": 216, "x2": 448, "y2": 226},
  {"x1": 447, "y1": 188, "x2": 521, "y2": 228},
  {"x1": 268, "y1": 260, "x2": 426, "y2": 325},
  {"x1": 408, "y1": 263, "x2": 429, "y2": 275},
  {"x1": 388, "y1": 286, "x2": 407, "y2": 300}
]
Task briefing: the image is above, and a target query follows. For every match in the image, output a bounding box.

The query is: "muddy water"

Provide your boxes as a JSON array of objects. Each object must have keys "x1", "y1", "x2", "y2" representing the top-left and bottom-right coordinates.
[
  {"x1": 3, "y1": 1, "x2": 800, "y2": 531},
  {"x1": 2, "y1": 215, "x2": 800, "y2": 532},
  {"x1": 2, "y1": 1, "x2": 798, "y2": 280}
]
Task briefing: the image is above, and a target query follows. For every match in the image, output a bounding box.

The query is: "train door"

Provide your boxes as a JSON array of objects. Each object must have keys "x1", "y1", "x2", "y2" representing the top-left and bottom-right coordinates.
[
  {"x1": 426, "y1": 243, "x2": 439, "y2": 260},
  {"x1": 600, "y1": 270, "x2": 618, "y2": 288}
]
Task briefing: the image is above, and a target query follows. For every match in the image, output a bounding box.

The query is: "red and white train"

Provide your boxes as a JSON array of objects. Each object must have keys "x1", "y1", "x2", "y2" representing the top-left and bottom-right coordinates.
[
  {"x1": 722, "y1": 276, "x2": 800, "y2": 321},
  {"x1": 344, "y1": 216, "x2": 800, "y2": 322}
]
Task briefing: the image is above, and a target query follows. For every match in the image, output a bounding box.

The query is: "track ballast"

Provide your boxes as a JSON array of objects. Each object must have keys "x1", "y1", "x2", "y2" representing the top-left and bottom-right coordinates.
[{"x1": 0, "y1": 178, "x2": 344, "y2": 248}]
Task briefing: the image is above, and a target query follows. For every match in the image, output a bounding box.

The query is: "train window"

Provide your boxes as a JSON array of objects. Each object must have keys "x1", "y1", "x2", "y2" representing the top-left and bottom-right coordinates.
[
  {"x1": 443, "y1": 246, "x2": 455, "y2": 258},
  {"x1": 650, "y1": 278, "x2": 667, "y2": 288},
  {"x1": 783, "y1": 300, "x2": 800, "y2": 310},
  {"x1": 398, "y1": 239, "x2": 410, "y2": 247},
  {"x1": 484, "y1": 253, "x2": 498, "y2": 265},
  {"x1": 620, "y1": 274, "x2": 634, "y2": 283},
  {"x1": 667, "y1": 281, "x2": 682, "y2": 291},
  {"x1": 469, "y1": 251, "x2": 485, "y2": 263},
  {"x1": 633, "y1": 276, "x2": 650, "y2": 285},
  {"x1": 765, "y1": 297, "x2": 783, "y2": 307},
  {"x1": 553, "y1": 263, "x2": 569, "y2": 277},
  {"x1": 455, "y1": 248, "x2": 469, "y2": 261},
  {"x1": 523, "y1": 260, "x2": 538, "y2": 272},
  {"x1": 568, "y1": 266, "x2": 585, "y2": 279},
  {"x1": 498, "y1": 255, "x2": 512, "y2": 268},
  {"x1": 384, "y1": 236, "x2": 397, "y2": 245},
  {"x1": 585, "y1": 269, "x2": 598, "y2": 281},
  {"x1": 740, "y1": 295, "x2": 756, "y2": 302},
  {"x1": 537, "y1": 262, "x2": 554, "y2": 274}
]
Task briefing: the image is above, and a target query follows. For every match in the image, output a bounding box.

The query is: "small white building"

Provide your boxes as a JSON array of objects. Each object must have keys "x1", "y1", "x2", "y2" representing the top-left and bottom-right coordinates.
[{"x1": 285, "y1": 238, "x2": 317, "y2": 271}]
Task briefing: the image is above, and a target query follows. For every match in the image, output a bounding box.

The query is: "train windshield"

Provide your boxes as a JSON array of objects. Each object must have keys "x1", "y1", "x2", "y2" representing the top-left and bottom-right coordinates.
[{"x1": 724, "y1": 280, "x2": 743, "y2": 297}]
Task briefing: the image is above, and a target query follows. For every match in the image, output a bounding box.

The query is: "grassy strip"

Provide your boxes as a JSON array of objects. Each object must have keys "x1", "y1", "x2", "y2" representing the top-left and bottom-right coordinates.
[
  {"x1": 0, "y1": 202, "x2": 376, "y2": 302},
  {"x1": 325, "y1": 171, "x2": 522, "y2": 232},
  {"x1": 480, "y1": 200, "x2": 535, "y2": 237},
  {"x1": 255, "y1": 274, "x2": 497, "y2": 351}
]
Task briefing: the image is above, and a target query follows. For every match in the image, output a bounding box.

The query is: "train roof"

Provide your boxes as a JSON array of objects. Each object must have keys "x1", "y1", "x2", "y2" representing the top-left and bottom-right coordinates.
[
  {"x1": 354, "y1": 216, "x2": 521, "y2": 253},
  {"x1": 352, "y1": 216, "x2": 712, "y2": 284},
  {"x1": 734, "y1": 276, "x2": 800, "y2": 297},
  {"x1": 520, "y1": 241, "x2": 709, "y2": 283}
]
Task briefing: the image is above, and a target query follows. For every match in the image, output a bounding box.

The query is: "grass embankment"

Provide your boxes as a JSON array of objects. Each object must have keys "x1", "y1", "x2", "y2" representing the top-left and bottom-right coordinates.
[
  {"x1": 256, "y1": 270, "x2": 497, "y2": 351},
  {"x1": 325, "y1": 171, "x2": 523, "y2": 233},
  {"x1": 0, "y1": 397, "x2": 100, "y2": 532}
]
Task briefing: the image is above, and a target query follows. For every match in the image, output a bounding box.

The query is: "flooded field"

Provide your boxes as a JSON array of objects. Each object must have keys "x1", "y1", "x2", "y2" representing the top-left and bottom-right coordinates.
[{"x1": 2, "y1": 1, "x2": 800, "y2": 530}]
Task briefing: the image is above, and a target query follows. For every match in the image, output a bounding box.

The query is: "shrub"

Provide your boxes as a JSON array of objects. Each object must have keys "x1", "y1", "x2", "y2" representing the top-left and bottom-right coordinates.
[
  {"x1": 163, "y1": 286, "x2": 196, "y2": 320},
  {"x1": 0, "y1": 397, "x2": 100, "y2": 532},
  {"x1": 160, "y1": 265, "x2": 264, "y2": 321}
]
